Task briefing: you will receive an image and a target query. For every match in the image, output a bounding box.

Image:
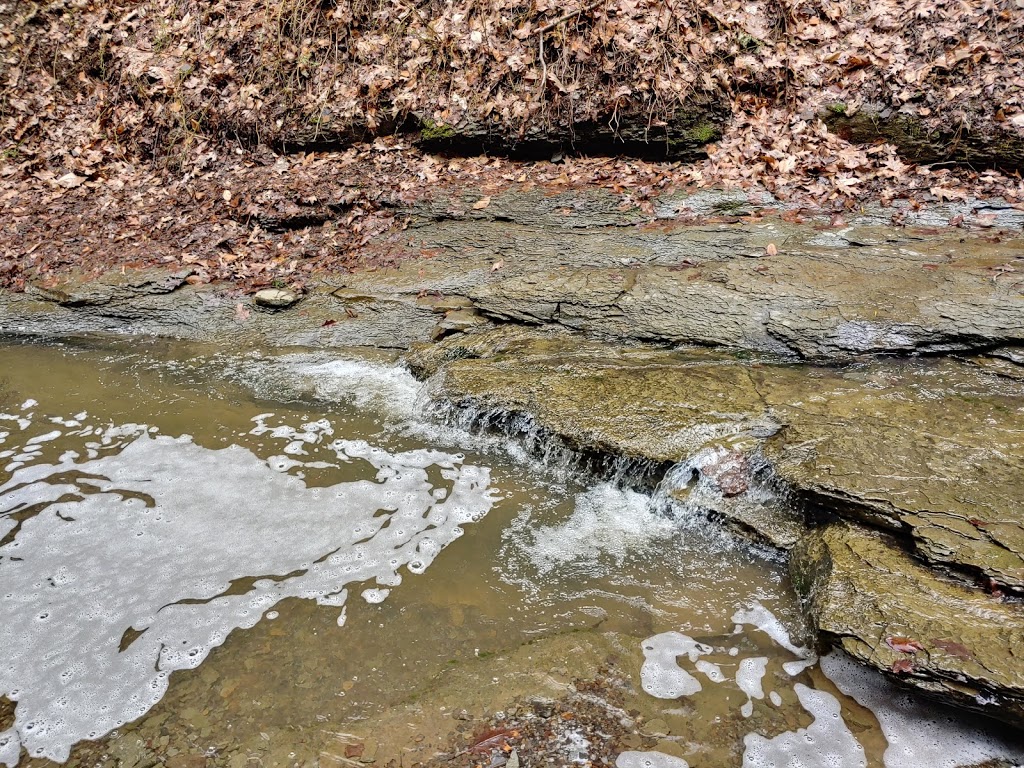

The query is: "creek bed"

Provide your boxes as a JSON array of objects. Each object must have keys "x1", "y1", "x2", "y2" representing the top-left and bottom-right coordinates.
[{"x1": 0, "y1": 337, "x2": 1021, "y2": 768}]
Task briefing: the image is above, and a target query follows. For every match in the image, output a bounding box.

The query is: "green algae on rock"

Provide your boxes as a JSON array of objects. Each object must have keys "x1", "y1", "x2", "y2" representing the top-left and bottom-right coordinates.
[{"x1": 791, "y1": 523, "x2": 1024, "y2": 728}]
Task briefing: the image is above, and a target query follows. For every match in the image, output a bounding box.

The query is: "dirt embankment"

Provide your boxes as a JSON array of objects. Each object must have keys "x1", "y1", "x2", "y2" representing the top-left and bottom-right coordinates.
[
  {"x1": 3, "y1": 0, "x2": 1024, "y2": 185},
  {"x1": 3, "y1": 0, "x2": 1024, "y2": 296}
]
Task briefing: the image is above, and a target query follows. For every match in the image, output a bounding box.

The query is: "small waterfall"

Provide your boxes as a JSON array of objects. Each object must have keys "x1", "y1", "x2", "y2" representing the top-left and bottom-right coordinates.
[{"x1": 417, "y1": 391, "x2": 670, "y2": 490}]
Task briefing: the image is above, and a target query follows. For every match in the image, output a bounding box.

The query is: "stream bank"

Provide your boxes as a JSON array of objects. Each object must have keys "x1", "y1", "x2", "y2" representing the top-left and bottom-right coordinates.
[{"x1": 2, "y1": 188, "x2": 1023, "y2": 737}]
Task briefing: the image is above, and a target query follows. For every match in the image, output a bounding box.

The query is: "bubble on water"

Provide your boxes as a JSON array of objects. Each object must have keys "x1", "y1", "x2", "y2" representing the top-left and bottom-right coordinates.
[
  {"x1": 820, "y1": 652, "x2": 1024, "y2": 767},
  {"x1": 694, "y1": 660, "x2": 726, "y2": 684},
  {"x1": 737, "y1": 656, "x2": 769, "y2": 718},
  {"x1": 0, "y1": 428, "x2": 498, "y2": 762},
  {"x1": 742, "y1": 683, "x2": 866, "y2": 768},
  {"x1": 640, "y1": 632, "x2": 711, "y2": 699},
  {"x1": 616, "y1": 751, "x2": 689, "y2": 768}
]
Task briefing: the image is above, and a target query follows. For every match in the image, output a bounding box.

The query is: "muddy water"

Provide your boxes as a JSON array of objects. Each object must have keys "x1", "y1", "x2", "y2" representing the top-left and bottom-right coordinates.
[{"x1": 0, "y1": 338, "x2": 1022, "y2": 768}]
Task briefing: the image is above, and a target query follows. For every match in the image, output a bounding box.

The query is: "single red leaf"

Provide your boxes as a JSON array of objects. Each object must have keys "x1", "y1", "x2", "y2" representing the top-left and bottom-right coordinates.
[{"x1": 886, "y1": 636, "x2": 924, "y2": 654}]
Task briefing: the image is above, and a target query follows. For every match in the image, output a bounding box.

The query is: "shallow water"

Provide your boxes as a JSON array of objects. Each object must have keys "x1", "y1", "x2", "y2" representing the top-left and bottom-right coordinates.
[{"x1": 0, "y1": 338, "x2": 1021, "y2": 768}]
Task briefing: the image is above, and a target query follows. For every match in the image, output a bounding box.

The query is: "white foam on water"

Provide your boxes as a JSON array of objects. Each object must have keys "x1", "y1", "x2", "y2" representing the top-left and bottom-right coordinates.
[
  {"x1": 732, "y1": 603, "x2": 811, "y2": 659},
  {"x1": 820, "y1": 651, "x2": 1024, "y2": 768},
  {"x1": 230, "y1": 354, "x2": 424, "y2": 420},
  {"x1": 695, "y1": 659, "x2": 726, "y2": 683},
  {"x1": 742, "y1": 683, "x2": 866, "y2": 768},
  {"x1": 0, "y1": 728, "x2": 17, "y2": 768},
  {"x1": 737, "y1": 656, "x2": 768, "y2": 718},
  {"x1": 616, "y1": 750, "x2": 689, "y2": 768},
  {"x1": 0, "y1": 427, "x2": 498, "y2": 763},
  {"x1": 782, "y1": 658, "x2": 817, "y2": 676},
  {"x1": 515, "y1": 483, "x2": 676, "y2": 577},
  {"x1": 769, "y1": 691, "x2": 782, "y2": 707},
  {"x1": 640, "y1": 632, "x2": 711, "y2": 699}
]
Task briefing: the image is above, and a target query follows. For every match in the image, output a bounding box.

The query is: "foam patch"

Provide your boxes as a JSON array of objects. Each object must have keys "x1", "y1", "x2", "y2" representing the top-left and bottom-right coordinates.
[
  {"x1": 821, "y1": 651, "x2": 1024, "y2": 768},
  {"x1": 742, "y1": 684, "x2": 866, "y2": 768},
  {"x1": 640, "y1": 632, "x2": 711, "y2": 699},
  {"x1": 616, "y1": 750, "x2": 690, "y2": 768},
  {"x1": 0, "y1": 425, "x2": 498, "y2": 763}
]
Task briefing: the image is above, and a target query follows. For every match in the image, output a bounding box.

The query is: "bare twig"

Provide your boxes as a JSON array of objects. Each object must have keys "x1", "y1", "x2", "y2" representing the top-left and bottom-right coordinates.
[
  {"x1": 536, "y1": 0, "x2": 603, "y2": 34},
  {"x1": 534, "y1": 0, "x2": 603, "y2": 101}
]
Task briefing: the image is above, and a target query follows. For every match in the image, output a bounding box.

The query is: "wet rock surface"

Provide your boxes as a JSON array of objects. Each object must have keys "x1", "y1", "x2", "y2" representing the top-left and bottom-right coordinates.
[
  {"x1": 413, "y1": 327, "x2": 1024, "y2": 589},
  {"x1": 761, "y1": 361, "x2": 1024, "y2": 591},
  {"x1": 791, "y1": 523, "x2": 1024, "y2": 727},
  {"x1": 406, "y1": 325, "x2": 1024, "y2": 716},
  {"x1": 4, "y1": 190, "x2": 1024, "y2": 734}
]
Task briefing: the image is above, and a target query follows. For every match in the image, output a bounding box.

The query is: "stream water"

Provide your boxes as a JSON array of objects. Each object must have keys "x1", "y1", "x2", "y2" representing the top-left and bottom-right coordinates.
[{"x1": 0, "y1": 338, "x2": 1022, "y2": 768}]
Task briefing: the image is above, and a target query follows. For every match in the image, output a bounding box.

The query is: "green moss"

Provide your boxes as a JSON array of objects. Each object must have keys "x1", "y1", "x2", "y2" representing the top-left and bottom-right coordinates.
[
  {"x1": 737, "y1": 32, "x2": 762, "y2": 50},
  {"x1": 666, "y1": 120, "x2": 719, "y2": 150},
  {"x1": 421, "y1": 119, "x2": 457, "y2": 141},
  {"x1": 826, "y1": 102, "x2": 847, "y2": 116},
  {"x1": 685, "y1": 122, "x2": 718, "y2": 144}
]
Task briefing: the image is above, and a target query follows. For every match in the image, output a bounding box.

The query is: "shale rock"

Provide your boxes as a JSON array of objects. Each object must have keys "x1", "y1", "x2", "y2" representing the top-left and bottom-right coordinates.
[
  {"x1": 412, "y1": 327, "x2": 1024, "y2": 591},
  {"x1": 762, "y1": 359, "x2": 1024, "y2": 591},
  {"x1": 791, "y1": 523, "x2": 1024, "y2": 728}
]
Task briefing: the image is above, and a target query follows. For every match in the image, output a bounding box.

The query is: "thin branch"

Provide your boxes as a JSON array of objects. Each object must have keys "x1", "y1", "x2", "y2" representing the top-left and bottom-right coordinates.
[{"x1": 536, "y1": 0, "x2": 603, "y2": 34}]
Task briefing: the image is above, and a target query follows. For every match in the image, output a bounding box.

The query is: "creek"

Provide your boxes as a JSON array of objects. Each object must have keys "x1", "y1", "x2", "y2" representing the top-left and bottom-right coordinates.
[{"x1": 0, "y1": 337, "x2": 1022, "y2": 768}]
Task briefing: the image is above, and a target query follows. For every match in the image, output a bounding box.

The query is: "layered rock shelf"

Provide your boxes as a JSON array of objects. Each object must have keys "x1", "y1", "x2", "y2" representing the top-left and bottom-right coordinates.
[{"x1": 2, "y1": 189, "x2": 1022, "y2": 728}]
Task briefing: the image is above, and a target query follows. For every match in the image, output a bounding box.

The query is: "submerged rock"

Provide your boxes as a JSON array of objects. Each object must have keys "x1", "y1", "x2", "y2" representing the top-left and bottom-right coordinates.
[{"x1": 791, "y1": 523, "x2": 1024, "y2": 728}]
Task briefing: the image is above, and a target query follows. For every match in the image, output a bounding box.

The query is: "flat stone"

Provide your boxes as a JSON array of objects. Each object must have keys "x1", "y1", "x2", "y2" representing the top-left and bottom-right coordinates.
[
  {"x1": 791, "y1": 522, "x2": 1024, "y2": 727},
  {"x1": 432, "y1": 308, "x2": 489, "y2": 339},
  {"x1": 27, "y1": 268, "x2": 192, "y2": 306},
  {"x1": 253, "y1": 288, "x2": 299, "y2": 308},
  {"x1": 761, "y1": 359, "x2": 1024, "y2": 590},
  {"x1": 417, "y1": 327, "x2": 770, "y2": 464}
]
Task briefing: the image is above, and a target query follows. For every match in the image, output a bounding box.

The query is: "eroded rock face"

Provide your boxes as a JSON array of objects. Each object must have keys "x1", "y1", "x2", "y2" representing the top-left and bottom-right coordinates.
[
  {"x1": 791, "y1": 523, "x2": 1024, "y2": 728},
  {"x1": 761, "y1": 360, "x2": 1024, "y2": 591},
  {"x1": 469, "y1": 246, "x2": 1024, "y2": 359}
]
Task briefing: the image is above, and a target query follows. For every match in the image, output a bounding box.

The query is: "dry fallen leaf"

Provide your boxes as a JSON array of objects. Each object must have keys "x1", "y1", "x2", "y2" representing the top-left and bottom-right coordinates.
[
  {"x1": 891, "y1": 658, "x2": 915, "y2": 674},
  {"x1": 932, "y1": 639, "x2": 974, "y2": 660},
  {"x1": 56, "y1": 173, "x2": 85, "y2": 188},
  {"x1": 491, "y1": 259, "x2": 504, "y2": 272},
  {"x1": 472, "y1": 196, "x2": 491, "y2": 210},
  {"x1": 765, "y1": 243, "x2": 778, "y2": 256},
  {"x1": 885, "y1": 636, "x2": 924, "y2": 654}
]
